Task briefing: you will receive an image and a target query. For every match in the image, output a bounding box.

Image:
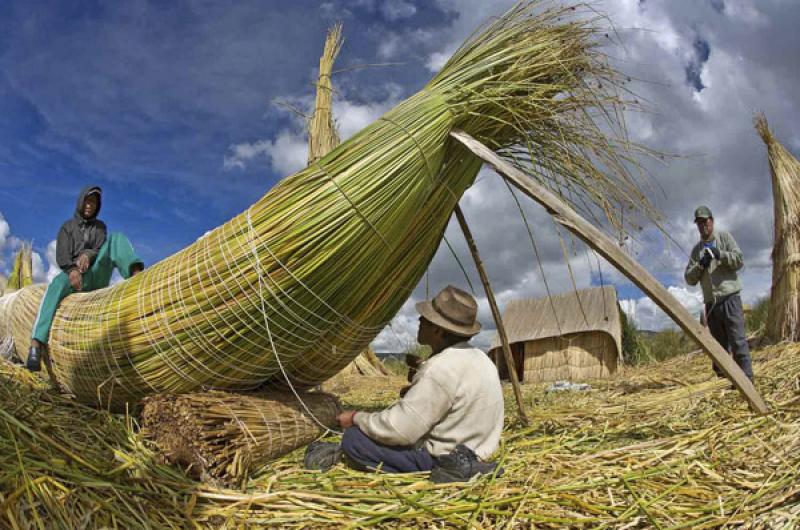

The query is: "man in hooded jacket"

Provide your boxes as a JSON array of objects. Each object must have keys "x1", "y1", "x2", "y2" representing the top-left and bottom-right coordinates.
[{"x1": 27, "y1": 185, "x2": 145, "y2": 372}]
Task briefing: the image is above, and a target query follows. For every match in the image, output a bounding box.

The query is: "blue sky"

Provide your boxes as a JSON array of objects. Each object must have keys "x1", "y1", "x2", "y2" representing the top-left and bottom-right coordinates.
[
  {"x1": 0, "y1": 0, "x2": 451, "y2": 266},
  {"x1": 1, "y1": 1, "x2": 799, "y2": 350}
]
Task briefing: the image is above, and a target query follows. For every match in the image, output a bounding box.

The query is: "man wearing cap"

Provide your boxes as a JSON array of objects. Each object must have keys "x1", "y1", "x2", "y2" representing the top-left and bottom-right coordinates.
[
  {"x1": 306, "y1": 285, "x2": 505, "y2": 482},
  {"x1": 26, "y1": 185, "x2": 145, "y2": 372},
  {"x1": 685, "y1": 206, "x2": 754, "y2": 381}
]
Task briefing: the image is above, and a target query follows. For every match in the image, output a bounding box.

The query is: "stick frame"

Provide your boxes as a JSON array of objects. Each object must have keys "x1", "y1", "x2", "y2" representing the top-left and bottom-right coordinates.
[{"x1": 451, "y1": 129, "x2": 768, "y2": 415}]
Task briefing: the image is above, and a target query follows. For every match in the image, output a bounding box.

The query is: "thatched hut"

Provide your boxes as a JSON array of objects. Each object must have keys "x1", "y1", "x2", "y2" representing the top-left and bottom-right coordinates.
[
  {"x1": 489, "y1": 285, "x2": 622, "y2": 383},
  {"x1": 755, "y1": 114, "x2": 800, "y2": 343}
]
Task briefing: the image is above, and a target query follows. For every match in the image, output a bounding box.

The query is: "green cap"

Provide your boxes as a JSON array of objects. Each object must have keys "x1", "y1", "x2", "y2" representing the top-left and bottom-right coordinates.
[{"x1": 694, "y1": 206, "x2": 713, "y2": 221}]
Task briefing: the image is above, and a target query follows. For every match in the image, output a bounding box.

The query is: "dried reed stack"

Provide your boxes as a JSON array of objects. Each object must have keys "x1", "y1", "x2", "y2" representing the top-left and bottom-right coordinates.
[
  {"x1": 307, "y1": 22, "x2": 342, "y2": 165},
  {"x1": 0, "y1": 1, "x2": 656, "y2": 409},
  {"x1": 6, "y1": 243, "x2": 33, "y2": 291},
  {"x1": 755, "y1": 114, "x2": 800, "y2": 342},
  {"x1": 141, "y1": 390, "x2": 340, "y2": 483}
]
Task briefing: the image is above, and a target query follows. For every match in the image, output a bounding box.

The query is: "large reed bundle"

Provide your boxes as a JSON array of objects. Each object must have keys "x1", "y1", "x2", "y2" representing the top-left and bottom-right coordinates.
[
  {"x1": 756, "y1": 114, "x2": 800, "y2": 342},
  {"x1": 141, "y1": 390, "x2": 340, "y2": 484},
  {"x1": 0, "y1": 2, "x2": 655, "y2": 409}
]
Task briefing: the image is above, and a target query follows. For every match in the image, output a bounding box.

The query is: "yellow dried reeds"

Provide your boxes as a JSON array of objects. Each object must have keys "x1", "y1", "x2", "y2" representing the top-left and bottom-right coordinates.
[
  {"x1": 6, "y1": 243, "x2": 33, "y2": 291},
  {"x1": 1, "y1": 342, "x2": 799, "y2": 528},
  {"x1": 756, "y1": 113, "x2": 800, "y2": 342},
  {"x1": 0, "y1": 2, "x2": 658, "y2": 410},
  {"x1": 307, "y1": 22, "x2": 342, "y2": 165},
  {"x1": 141, "y1": 390, "x2": 340, "y2": 484}
]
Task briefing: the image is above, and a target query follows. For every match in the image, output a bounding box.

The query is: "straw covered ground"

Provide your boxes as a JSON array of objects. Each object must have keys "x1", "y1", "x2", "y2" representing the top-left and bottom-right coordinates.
[{"x1": 0, "y1": 341, "x2": 798, "y2": 529}]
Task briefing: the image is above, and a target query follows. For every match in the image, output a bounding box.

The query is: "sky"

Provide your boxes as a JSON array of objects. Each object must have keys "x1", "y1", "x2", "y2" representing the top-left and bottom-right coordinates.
[{"x1": 1, "y1": 0, "x2": 798, "y2": 352}]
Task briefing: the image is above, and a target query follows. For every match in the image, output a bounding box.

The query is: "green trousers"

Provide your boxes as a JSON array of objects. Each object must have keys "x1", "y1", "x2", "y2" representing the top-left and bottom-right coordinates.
[{"x1": 32, "y1": 232, "x2": 143, "y2": 344}]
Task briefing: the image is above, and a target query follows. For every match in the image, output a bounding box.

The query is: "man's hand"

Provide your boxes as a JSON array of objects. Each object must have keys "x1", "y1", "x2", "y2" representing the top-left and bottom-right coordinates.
[
  {"x1": 405, "y1": 354, "x2": 421, "y2": 383},
  {"x1": 68, "y1": 269, "x2": 83, "y2": 291},
  {"x1": 337, "y1": 410, "x2": 357, "y2": 429},
  {"x1": 76, "y1": 253, "x2": 90, "y2": 273},
  {"x1": 699, "y1": 248, "x2": 713, "y2": 269},
  {"x1": 709, "y1": 246, "x2": 721, "y2": 260}
]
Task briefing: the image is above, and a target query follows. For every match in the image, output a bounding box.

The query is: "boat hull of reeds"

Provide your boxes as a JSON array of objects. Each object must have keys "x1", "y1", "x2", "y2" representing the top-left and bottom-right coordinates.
[{"x1": 0, "y1": 2, "x2": 655, "y2": 409}]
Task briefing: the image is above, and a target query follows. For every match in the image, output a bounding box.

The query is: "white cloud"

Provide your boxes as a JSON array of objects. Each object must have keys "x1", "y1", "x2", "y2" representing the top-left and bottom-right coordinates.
[
  {"x1": 45, "y1": 240, "x2": 59, "y2": 283},
  {"x1": 31, "y1": 251, "x2": 46, "y2": 283},
  {"x1": 620, "y1": 285, "x2": 703, "y2": 331},
  {"x1": 224, "y1": 131, "x2": 308, "y2": 176},
  {"x1": 380, "y1": 0, "x2": 417, "y2": 21},
  {"x1": 0, "y1": 213, "x2": 9, "y2": 252},
  {"x1": 223, "y1": 86, "x2": 402, "y2": 175}
]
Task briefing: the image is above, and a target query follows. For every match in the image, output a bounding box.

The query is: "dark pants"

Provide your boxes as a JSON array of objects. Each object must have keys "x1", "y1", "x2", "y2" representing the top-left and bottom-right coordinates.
[
  {"x1": 340, "y1": 427, "x2": 434, "y2": 473},
  {"x1": 706, "y1": 294, "x2": 754, "y2": 381}
]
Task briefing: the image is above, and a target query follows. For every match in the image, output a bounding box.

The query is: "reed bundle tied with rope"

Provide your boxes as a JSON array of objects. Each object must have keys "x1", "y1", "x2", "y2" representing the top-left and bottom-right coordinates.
[
  {"x1": 756, "y1": 114, "x2": 800, "y2": 343},
  {"x1": 0, "y1": 1, "x2": 656, "y2": 409},
  {"x1": 141, "y1": 390, "x2": 340, "y2": 483}
]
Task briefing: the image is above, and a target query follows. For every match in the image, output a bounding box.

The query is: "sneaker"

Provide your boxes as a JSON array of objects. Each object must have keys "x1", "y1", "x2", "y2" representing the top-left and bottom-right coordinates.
[
  {"x1": 304, "y1": 441, "x2": 342, "y2": 471},
  {"x1": 430, "y1": 444, "x2": 503, "y2": 483}
]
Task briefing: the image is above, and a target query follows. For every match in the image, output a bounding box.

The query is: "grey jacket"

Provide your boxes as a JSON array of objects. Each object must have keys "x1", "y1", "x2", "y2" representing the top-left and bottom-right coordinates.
[
  {"x1": 684, "y1": 230, "x2": 743, "y2": 303},
  {"x1": 56, "y1": 185, "x2": 107, "y2": 274}
]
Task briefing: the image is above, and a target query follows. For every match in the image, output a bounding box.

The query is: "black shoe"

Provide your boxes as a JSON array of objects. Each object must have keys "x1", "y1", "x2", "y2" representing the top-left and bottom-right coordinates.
[
  {"x1": 26, "y1": 344, "x2": 42, "y2": 372},
  {"x1": 430, "y1": 444, "x2": 503, "y2": 483},
  {"x1": 304, "y1": 441, "x2": 341, "y2": 471}
]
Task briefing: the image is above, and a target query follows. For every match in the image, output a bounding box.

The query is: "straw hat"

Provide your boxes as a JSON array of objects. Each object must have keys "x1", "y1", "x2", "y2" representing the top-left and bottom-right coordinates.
[{"x1": 415, "y1": 285, "x2": 481, "y2": 337}]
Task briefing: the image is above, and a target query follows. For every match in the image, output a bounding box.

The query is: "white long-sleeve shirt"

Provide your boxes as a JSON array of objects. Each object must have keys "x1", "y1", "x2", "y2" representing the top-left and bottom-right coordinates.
[{"x1": 354, "y1": 343, "x2": 504, "y2": 459}]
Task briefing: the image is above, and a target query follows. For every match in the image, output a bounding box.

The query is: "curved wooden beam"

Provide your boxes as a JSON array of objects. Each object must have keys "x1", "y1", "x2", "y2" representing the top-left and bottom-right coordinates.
[{"x1": 451, "y1": 130, "x2": 769, "y2": 415}]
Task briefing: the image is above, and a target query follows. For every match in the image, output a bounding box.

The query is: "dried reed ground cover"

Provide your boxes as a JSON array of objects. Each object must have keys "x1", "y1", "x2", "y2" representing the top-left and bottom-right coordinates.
[{"x1": 0, "y1": 342, "x2": 798, "y2": 529}]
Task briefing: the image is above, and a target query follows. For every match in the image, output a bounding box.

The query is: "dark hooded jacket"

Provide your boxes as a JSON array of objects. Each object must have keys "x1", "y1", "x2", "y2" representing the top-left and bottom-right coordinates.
[{"x1": 56, "y1": 186, "x2": 107, "y2": 274}]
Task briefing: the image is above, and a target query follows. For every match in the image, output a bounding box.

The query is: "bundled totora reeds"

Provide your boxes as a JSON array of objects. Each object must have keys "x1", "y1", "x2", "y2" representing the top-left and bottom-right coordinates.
[
  {"x1": 307, "y1": 22, "x2": 342, "y2": 166},
  {"x1": 141, "y1": 390, "x2": 340, "y2": 484},
  {"x1": 0, "y1": 1, "x2": 657, "y2": 409},
  {"x1": 756, "y1": 113, "x2": 800, "y2": 343},
  {"x1": 6, "y1": 243, "x2": 33, "y2": 291}
]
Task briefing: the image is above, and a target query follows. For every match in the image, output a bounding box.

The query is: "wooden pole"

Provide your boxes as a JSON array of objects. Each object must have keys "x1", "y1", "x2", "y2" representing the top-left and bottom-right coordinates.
[
  {"x1": 450, "y1": 129, "x2": 769, "y2": 415},
  {"x1": 454, "y1": 205, "x2": 530, "y2": 425}
]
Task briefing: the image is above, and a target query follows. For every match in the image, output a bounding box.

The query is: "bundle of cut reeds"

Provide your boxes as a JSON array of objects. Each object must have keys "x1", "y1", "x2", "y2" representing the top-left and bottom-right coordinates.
[
  {"x1": 6, "y1": 243, "x2": 33, "y2": 291},
  {"x1": 307, "y1": 22, "x2": 342, "y2": 165},
  {"x1": 756, "y1": 114, "x2": 800, "y2": 342},
  {"x1": 141, "y1": 390, "x2": 340, "y2": 484},
  {"x1": 0, "y1": 1, "x2": 656, "y2": 409}
]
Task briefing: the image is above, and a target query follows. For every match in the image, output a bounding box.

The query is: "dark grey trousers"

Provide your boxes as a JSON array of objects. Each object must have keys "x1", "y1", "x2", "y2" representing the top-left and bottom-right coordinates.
[{"x1": 706, "y1": 293, "x2": 754, "y2": 381}]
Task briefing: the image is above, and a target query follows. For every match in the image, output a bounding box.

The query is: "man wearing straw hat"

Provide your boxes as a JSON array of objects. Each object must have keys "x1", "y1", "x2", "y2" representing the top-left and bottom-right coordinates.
[
  {"x1": 685, "y1": 206, "x2": 754, "y2": 382},
  {"x1": 306, "y1": 285, "x2": 504, "y2": 482}
]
